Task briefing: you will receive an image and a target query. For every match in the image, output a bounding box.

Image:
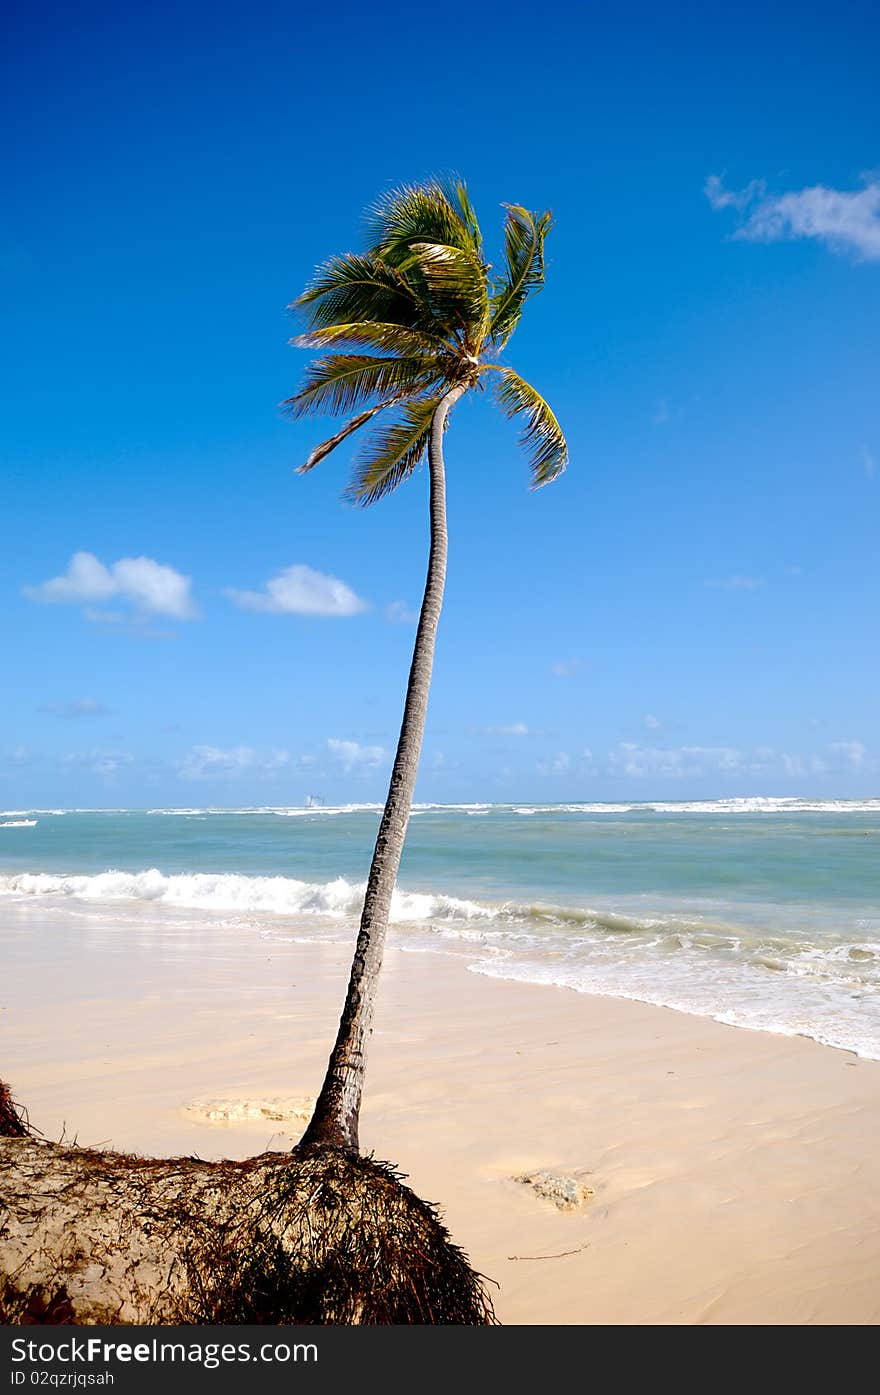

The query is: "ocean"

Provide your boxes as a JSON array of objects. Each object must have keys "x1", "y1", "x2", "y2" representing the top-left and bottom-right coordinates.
[{"x1": 1, "y1": 800, "x2": 879, "y2": 1058}]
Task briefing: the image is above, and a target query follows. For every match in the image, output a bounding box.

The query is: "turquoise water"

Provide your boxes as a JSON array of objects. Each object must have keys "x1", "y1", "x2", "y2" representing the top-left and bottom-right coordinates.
[{"x1": 2, "y1": 800, "x2": 879, "y2": 1056}]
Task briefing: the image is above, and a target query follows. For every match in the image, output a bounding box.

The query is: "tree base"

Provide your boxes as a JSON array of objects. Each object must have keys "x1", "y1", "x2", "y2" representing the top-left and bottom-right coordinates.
[{"x1": 0, "y1": 1129, "x2": 496, "y2": 1325}]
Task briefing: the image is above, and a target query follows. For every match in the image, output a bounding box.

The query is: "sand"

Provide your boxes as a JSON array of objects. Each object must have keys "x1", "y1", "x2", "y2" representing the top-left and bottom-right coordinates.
[{"x1": 2, "y1": 900, "x2": 879, "y2": 1325}]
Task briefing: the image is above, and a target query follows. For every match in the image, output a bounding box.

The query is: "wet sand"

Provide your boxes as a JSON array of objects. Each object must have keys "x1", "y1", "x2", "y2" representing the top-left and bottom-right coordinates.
[{"x1": 2, "y1": 901, "x2": 879, "y2": 1324}]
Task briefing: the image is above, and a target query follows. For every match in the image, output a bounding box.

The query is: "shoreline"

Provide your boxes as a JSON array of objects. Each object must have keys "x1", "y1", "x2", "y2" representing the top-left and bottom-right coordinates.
[
  {"x1": 4, "y1": 800, "x2": 880, "y2": 1063},
  {"x1": 2, "y1": 902, "x2": 880, "y2": 1323},
  {"x1": 3, "y1": 867, "x2": 879, "y2": 1062}
]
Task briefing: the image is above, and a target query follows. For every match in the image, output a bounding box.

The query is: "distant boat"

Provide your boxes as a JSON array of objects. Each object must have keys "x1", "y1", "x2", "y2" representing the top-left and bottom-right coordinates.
[
  {"x1": 0, "y1": 819, "x2": 37, "y2": 828},
  {"x1": 304, "y1": 794, "x2": 325, "y2": 809}
]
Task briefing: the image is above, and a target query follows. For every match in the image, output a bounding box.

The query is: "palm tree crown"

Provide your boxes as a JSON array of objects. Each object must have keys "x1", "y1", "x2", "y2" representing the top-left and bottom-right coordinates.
[{"x1": 284, "y1": 179, "x2": 568, "y2": 498}]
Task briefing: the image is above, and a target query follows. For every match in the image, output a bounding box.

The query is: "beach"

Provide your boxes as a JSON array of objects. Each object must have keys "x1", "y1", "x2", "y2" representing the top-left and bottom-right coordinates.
[{"x1": 4, "y1": 893, "x2": 880, "y2": 1325}]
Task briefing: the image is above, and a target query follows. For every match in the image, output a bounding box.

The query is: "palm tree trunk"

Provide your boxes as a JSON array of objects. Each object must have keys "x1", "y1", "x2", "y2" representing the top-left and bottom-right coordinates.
[{"x1": 300, "y1": 383, "x2": 465, "y2": 1154}]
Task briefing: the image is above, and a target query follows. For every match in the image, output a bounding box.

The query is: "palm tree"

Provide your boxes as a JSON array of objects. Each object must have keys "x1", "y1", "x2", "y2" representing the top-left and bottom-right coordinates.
[{"x1": 288, "y1": 179, "x2": 568, "y2": 1154}]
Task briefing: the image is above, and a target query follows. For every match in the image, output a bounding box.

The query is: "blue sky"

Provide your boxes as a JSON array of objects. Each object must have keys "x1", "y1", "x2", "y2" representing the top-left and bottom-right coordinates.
[{"x1": 2, "y1": 0, "x2": 878, "y2": 806}]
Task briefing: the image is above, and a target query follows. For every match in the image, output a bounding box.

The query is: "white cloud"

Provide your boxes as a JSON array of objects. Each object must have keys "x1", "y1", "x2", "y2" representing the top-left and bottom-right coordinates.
[
  {"x1": 111, "y1": 558, "x2": 196, "y2": 618},
  {"x1": 704, "y1": 575, "x2": 764, "y2": 591},
  {"x1": 651, "y1": 399, "x2": 671, "y2": 426},
  {"x1": 386, "y1": 600, "x2": 418, "y2": 624},
  {"x1": 327, "y1": 738, "x2": 386, "y2": 772},
  {"x1": 862, "y1": 445, "x2": 876, "y2": 479},
  {"x1": 706, "y1": 174, "x2": 880, "y2": 261},
  {"x1": 177, "y1": 746, "x2": 290, "y2": 780},
  {"x1": 29, "y1": 551, "x2": 116, "y2": 604},
  {"x1": 226, "y1": 564, "x2": 367, "y2": 618},
  {"x1": 551, "y1": 658, "x2": 583, "y2": 678},
  {"x1": 24, "y1": 551, "x2": 197, "y2": 619},
  {"x1": 486, "y1": 723, "x2": 530, "y2": 737},
  {"x1": 644, "y1": 714, "x2": 663, "y2": 730}
]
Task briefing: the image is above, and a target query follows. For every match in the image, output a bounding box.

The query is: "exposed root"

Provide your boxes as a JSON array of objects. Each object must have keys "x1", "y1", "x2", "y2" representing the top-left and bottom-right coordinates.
[
  {"x1": 0, "y1": 1087, "x2": 495, "y2": 1325},
  {"x1": 0, "y1": 1083, "x2": 27, "y2": 1139}
]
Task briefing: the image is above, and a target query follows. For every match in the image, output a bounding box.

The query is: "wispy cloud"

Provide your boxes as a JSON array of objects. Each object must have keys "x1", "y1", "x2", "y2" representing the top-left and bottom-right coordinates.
[
  {"x1": 326, "y1": 738, "x2": 386, "y2": 772},
  {"x1": 611, "y1": 741, "x2": 821, "y2": 780},
  {"x1": 603, "y1": 740, "x2": 871, "y2": 780},
  {"x1": 704, "y1": 174, "x2": 767, "y2": 212},
  {"x1": 485, "y1": 723, "x2": 530, "y2": 737},
  {"x1": 82, "y1": 608, "x2": 128, "y2": 625},
  {"x1": 706, "y1": 173, "x2": 880, "y2": 261},
  {"x1": 385, "y1": 600, "x2": 418, "y2": 624},
  {"x1": 608, "y1": 742, "x2": 744, "y2": 778},
  {"x1": 61, "y1": 749, "x2": 135, "y2": 779},
  {"x1": 643, "y1": 714, "x2": 663, "y2": 730},
  {"x1": 41, "y1": 698, "x2": 109, "y2": 719},
  {"x1": 780, "y1": 752, "x2": 826, "y2": 777},
  {"x1": 3, "y1": 745, "x2": 32, "y2": 768},
  {"x1": 829, "y1": 740, "x2": 866, "y2": 769},
  {"x1": 704, "y1": 574, "x2": 764, "y2": 591},
  {"x1": 551, "y1": 658, "x2": 583, "y2": 678},
  {"x1": 177, "y1": 745, "x2": 290, "y2": 780},
  {"x1": 862, "y1": 445, "x2": 876, "y2": 479},
  {"x1": 226, "y1": 564, "x2": 367, "y2": 618},
  {"x1": 430, "y1": 751, "x2": 457, "y2": 772},
  {"x1": 537, "y1": 751, "x2": 571, "y2": 776},
  {"x1": 536, "y1": 749, "x2": 595, "y2": 777},
  {"x1": 24, "y1": 552, "x2": 197, "y2": 620}
]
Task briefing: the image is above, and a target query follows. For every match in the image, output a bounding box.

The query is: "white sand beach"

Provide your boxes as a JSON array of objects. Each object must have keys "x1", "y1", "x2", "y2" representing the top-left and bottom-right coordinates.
[{"x1": 2, "y1": 900, "x2": 880, "y2": 1325}]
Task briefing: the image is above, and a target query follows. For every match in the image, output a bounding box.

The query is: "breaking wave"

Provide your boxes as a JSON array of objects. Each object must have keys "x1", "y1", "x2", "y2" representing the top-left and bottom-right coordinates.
[
  {"x1": 3, "y1": 860, "x2": 878, "y2": 1059},
  {"x1": 0, "y1": 868, "x2": 496, "y2": 924}
]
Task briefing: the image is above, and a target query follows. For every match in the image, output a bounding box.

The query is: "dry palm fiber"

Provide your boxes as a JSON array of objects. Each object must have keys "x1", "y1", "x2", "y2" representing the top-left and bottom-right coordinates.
[{"x1": 0, "y1": 1083, "x2": 495, "y2": 1325}]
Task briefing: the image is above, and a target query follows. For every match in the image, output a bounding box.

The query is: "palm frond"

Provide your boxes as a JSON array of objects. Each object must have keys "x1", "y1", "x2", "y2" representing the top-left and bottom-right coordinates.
[
  {"x1": 452, "y1": 180, "x2": 482, "y2": 252},
  {"x1": 296, "y1": 403, "x2": 391, "y2": 474},
  {"x1": 294, "y1": 254, "x2": 419, "y2": 331},
  {"x1": 494, "y1": 368, "x2": 568, "y2": 486},
  {"x1": 488, "y1": 206, "x2": 553, "y2": 347},
  {"x1": 283, "y1": 355, "x2": 439, "y2": 419},
  {"x1": 366, "y1": 181, "x2": 482, "y2": 265},
  {"x1": 346, "y1": 397, "x2": 440, "y2": 505},
  {"x1": 292, "y1": 321, "x2": 445, "y2": 357},
  {"x1": 402, "y1": 241, "x2": 490, "y2": 335}
]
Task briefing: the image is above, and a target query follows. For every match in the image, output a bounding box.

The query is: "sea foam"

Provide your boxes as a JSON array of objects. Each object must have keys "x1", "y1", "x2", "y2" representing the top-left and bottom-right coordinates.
[{"x1": 0, "y1": 868, "x2": 495, "y2": 924}]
